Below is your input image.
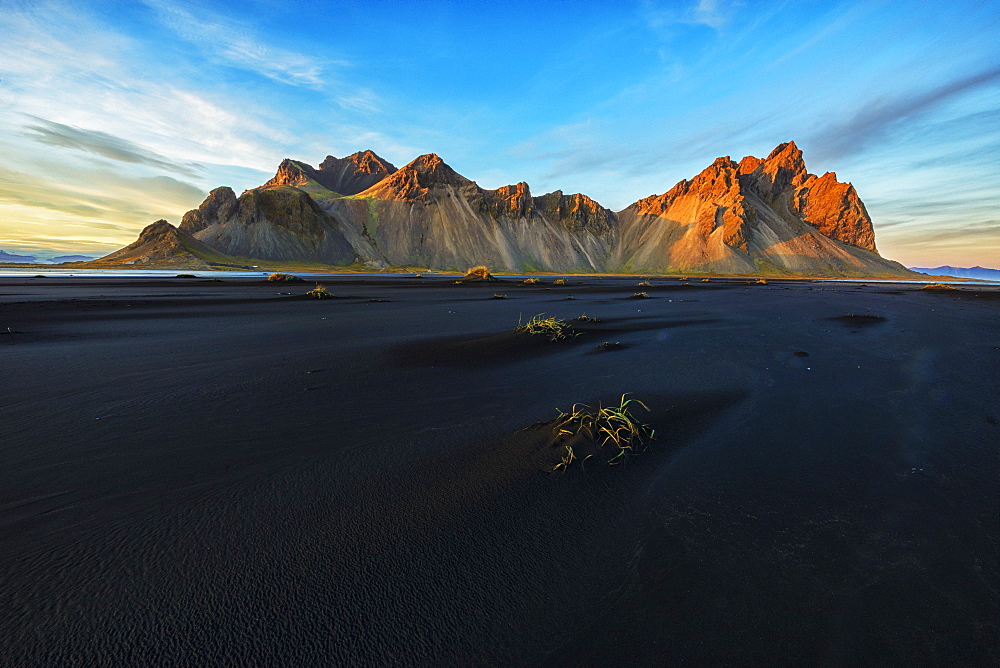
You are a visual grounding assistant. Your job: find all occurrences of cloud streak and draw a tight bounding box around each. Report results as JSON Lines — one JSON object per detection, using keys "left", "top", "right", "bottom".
{"left": 140, "top": 0, "right": 333, "bottom": 87}
{"left": 810, "top": 66, "right": 1000, "bottom": 161}
{"left": 22, "top": 117, "right": 205, "bottom": 179}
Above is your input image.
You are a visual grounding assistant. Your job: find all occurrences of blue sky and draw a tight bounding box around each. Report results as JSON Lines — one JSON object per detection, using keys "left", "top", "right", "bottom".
{"left": 0, "top": 0, "right": 997, "bottom": 266}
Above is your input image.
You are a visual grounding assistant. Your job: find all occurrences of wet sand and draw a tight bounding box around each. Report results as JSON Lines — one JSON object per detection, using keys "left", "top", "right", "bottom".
{"left": 1, "top": 276, "right": 997, "bottom": 665}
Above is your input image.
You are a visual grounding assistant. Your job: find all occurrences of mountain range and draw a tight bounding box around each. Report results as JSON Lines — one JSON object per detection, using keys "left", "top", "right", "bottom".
{"left": 92, "top": 142, "right": 915, "bottom": 276}
{"left": 909, "top": 266, "right": 1000, "bottom": 281}
{"left": 0, "top": 250, "right": 97, "bottom": 264}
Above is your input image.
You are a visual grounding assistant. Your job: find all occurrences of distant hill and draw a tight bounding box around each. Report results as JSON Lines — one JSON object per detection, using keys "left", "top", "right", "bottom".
{"left": 910, "top": 266, "right": 1000, "bottom": 280}
{"left": 0, "top": 250, "right": 39, "bottom": 263}
{"left": 50, "top": 254, "right": 97, "bottom": 263}
{"left": 91, "top": 142, "right": 917, "bottom": 276}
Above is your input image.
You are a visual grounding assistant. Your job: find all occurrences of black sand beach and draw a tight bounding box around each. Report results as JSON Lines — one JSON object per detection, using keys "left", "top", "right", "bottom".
{"left": 1, "top": 275, "right": 997, "bottom": 665}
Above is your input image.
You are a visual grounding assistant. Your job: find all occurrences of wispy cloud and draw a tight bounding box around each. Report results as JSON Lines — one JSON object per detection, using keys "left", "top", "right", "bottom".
{"left": 691, "top": 0, "right": 731, "bottom": 30}
{"left": 140, "top": 0, "right": 333, "bottom": 87}
{"left": 641, "top": 0, "right": 737, "bottom": 32}
{"left": 810, "top": 66, "right": 1000, "bottom": 161}
{"left": 0, "top": 3, "right": 295, "bottom": 172}
{"left": 22, "top": 117, "right": 205, "bottom": 179}
{"left": 0, "top": 166, "right": 204, "bottom": 227}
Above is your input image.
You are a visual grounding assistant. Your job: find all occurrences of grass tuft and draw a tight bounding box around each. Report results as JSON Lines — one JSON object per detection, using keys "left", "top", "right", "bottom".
{"left": 921, "top": 283, "right": 956, "bottom": 290}
{"left": 630, "top": 291, "right": 650, "bottom": 299}
{"left": 701, "top": 278, "right": 710, "bottom": 282}
{"left": 553, "top": 394, "right": 654, "bottom": 467}
{"left": 516, "top": 313, "right": 577, "bottom": 342}
{"left": 553, "top": 278, "right": 566, "bottom": 285}
{"left": 523, "top": 277, "right": 541, "bottom": 284}
{"left": 464, "top": 265, "right": 498, "bottom": 281}
{"left": 267, "top": 273, "right": 304, "bottom": 282}
{"left": 492, "top": 293, "right": 508, "bottom": 299}
{"left": 755, "top": 278, "right": 768, "bottom": 285}
{"left": 576, "top": 314, "right": 601, "bottom": 323}
{"left": 637, "top": 280, "right": 652, "bottom": 287}
{"left": 305, "top": 283, "right": 333, "bottom": 299}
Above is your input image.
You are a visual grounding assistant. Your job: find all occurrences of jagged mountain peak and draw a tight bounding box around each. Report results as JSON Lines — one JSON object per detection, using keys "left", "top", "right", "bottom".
{"left": 404, "top": 153, "right": 466, "bottom": 181}
{"left": 738, "top": 141, "right": 809, "bottom": 201}
{"left": 261, "top": 150, "right": 396, "bottom": 196}
{"left": 322, "top": 150, "right": 397, "bottom": 178}
{"left": 361, "top": 153, "right": 473, "bottom": 200}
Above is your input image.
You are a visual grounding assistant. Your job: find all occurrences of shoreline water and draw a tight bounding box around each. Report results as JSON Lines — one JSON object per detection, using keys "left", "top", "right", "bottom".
{"left": 0, "top": 266, "right": 995, "bottom": 285}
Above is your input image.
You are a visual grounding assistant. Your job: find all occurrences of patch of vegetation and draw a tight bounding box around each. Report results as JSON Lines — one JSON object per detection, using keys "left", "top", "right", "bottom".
{"left": 637, "top": 280, "right": 652, "bottom": 287}
{"left": 576, "top": 314, "right": 601, "bottom": 323}
{"left": 176, "top": 273, "right": 196, "bottom": 278}
{"left": 453, "top": 280, "right": 464, "bottom": 285}
{"left": 921, "top": 283, "right": 957, "bottom": 290}
{"left": 464, "top": 265, "right": 498, "bottom": 281}
{"left": 553, "top": 279, "right": 566, "bottom": 285}
{"left": 523, "top": 277, "right": 541, "bottom": 284}
{"left": 755, "top": 278, "right": 768, "bottom": 285}
{"left": 828, "top": 313, "right": 885, "bottom": 328}
{"left": 267, "top": 273, "right": 304, "bottom": 282}
{"left": 305, "top": 283, "right": 333, "bottom": 299}
{"left": 552, "top": 394, "right": 654, "bottom": 468}
{"left": 701, "top": 278, "right": 710, "bottom": 282}
{"left": 364, "top": 198, "right": 380, "bottom": 238}
{"left": 516, "top": 313, "right": 577, "bottom": 342}
{"left": 630, "top": 291, "right": 650, "bottom": 299}
{"left": 491, "top": 293, "right": 508, "bottom": 299}
{"left": 596, "top": 341, "right": 622, "bottom": 351}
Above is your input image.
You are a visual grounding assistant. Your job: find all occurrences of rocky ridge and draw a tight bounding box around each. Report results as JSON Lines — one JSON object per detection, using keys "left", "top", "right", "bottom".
{"left": 95, "top": 142, "right": 912, "bottom": 276}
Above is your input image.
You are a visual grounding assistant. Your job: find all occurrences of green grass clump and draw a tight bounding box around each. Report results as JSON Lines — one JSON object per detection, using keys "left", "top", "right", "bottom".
{"left": 516, "top": 313, "right": 577, "bottom": 342}
{"left": 523, "top": 277, "right": 541, "bottom": 284}
{"left": 267, "top": 273, "right": 304, "bottom": 282}
{"left": 305, "top": 283, "right": 333, "bottom": 299}
{"left": 553, "top": 394, "right": 654, "bottom": 468}
{"left": 637, "top": 280, "right": 652, "bottom": 287}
